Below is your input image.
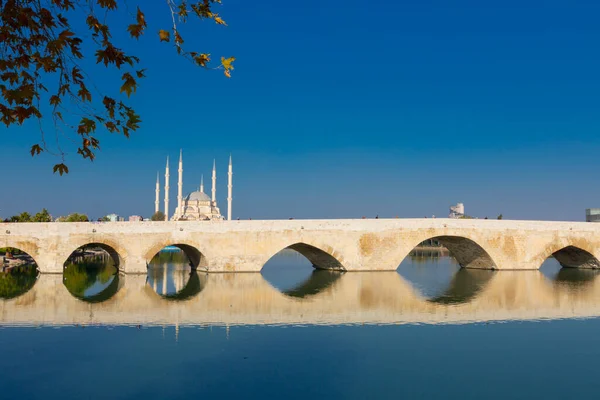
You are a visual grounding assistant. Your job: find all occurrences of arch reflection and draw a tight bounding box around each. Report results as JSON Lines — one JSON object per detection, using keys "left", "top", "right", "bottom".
{"left": 63, "top": 260, "right": 121, "bottom": 303}
{"left": 0, "top": 246, "right": 39, "bottom": 300}
{"left": 146, "top": 269, "right": 207, "bottom": 301}
{"left": 262, "top": 249, "right": 343, "bottom": 298}
{"left": 540, "top": 257, "right": 600, "bottom": 289}
{"left": 147, "top": 250, "right": 206, "bottom": 300}
{"left": 399, "top": 249, "right": 495, "bottom": 304}
{"left": 428, "top": 269, "right": 496, "bottom": 304}
{"left": 281, "top": 270, "right": 344, "bottom": 299}
{"left": 0, "top": 264, "right": 39, "bottom": 300}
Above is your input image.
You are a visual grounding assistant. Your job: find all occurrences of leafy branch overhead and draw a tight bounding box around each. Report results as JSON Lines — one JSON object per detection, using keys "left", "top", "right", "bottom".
{"left": 0, "top": 0, "right": 234, "bottom": 174}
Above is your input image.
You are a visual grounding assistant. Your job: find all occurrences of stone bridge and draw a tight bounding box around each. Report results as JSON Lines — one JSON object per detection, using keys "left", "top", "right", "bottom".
{"left": 1, "top": 218, "right": 600, "bottom": 273}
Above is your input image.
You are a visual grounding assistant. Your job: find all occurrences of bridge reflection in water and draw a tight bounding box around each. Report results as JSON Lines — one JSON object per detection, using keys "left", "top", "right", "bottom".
{"left": 398, "top": 253, "right": 497, "bottom": 305}
{"left": 261, "top": 248, "right": 344, "bottom": 299}
{"left": 63, "top": 258, "right": 121, "bottom": 303}
{"left": 2, "top": 251, "right": 600, "bottom": 327}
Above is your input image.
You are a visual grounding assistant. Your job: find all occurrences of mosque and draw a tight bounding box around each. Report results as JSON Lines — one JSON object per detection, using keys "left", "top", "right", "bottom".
{"left": 154, "top": 150, "right": 233, "bottom": 221}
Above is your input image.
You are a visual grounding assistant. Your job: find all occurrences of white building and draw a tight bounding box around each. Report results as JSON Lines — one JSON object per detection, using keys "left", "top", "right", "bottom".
{"left": 155, "top": 150, "right": 233, "bottom": 221}
{"left": 449, "top": 203, "right": 465, "bottom": 219}
{"left": 106, "top": 213, "right": 120, "bottom": 222}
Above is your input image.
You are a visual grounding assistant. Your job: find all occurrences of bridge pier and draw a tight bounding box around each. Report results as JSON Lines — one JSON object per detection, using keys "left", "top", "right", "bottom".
{"left": 123, "top": 256, "right": 148, "bottom": 274}
{"left": 35, "top": 253, "right": 64, "bottom": 274}
{"left": 209, "top": 256, "right": 263, "bottom": 272}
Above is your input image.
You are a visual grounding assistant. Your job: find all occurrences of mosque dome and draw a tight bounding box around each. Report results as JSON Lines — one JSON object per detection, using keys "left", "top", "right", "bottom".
{"left": 185, "top": 191, "right": 211, "bottom": 202}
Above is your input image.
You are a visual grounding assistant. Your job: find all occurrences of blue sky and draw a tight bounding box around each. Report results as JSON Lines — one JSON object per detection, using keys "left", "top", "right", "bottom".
{"left": 1, "top": 0, "right": 599, "bottom": 221}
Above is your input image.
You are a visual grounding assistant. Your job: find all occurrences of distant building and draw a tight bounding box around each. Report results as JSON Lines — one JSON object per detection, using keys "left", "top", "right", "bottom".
{"left": 449, "top": 203, "right": 465, "bottom": 219}
{"left": 129, "top": 215, "right": 143, "bottom": 222}
{"left": 586, "top": 209, "right": 600, "bottom": 222}
{"left": 106, "top": 213, "right": 119, "bottom": 222}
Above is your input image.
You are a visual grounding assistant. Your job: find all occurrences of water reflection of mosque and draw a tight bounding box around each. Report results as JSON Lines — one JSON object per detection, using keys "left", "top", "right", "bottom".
{"left": 146, "top": 250, "right": 207, "bottom": 300}
{"left": 148, "top": 264, "right": 190, "bottom": 296}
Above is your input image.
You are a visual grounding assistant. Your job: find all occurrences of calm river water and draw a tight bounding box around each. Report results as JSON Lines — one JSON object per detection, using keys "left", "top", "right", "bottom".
{"left": 1, "top": 250, "right": 600, "bottom": 399}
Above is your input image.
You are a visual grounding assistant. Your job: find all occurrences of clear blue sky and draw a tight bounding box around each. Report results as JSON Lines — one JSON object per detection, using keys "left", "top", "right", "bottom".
{"left": 1, "top": 0, "right": 599, "bottom": 221}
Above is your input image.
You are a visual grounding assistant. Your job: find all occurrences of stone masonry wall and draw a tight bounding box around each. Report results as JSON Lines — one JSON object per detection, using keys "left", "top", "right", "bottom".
{"left": 1, "top": 218, "right": 600, "bottom": 273}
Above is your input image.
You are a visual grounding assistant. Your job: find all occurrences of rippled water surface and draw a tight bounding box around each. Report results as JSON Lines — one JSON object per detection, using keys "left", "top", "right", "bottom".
{"left": 2, "top": 249, "right": 600, "bottom": 399}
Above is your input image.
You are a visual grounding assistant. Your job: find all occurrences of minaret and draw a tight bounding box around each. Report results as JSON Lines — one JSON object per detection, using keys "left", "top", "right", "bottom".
{"left": 162, "top": 261, "right": 167, "bottom": 295}
{"left": 164, "top": 156, "right": 170, "bottom": 221}
{"left": 154, "top": 172, "right": 160, "bottom": 214}
{"left": 200, "top": 175, "right": 204, "bottom": 193}
{"left": 211, "top": 159, "right": 217, "bottom": 204}
{"left": 177, "top": 149, "right": 183, "bottom": 218}
{"left": 227, "top": 155, "right": 233, "bottom": 221}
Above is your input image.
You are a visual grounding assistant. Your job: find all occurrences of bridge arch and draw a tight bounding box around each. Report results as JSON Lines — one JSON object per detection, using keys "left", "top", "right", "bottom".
{"left": 0, "top": 240, "right": 39, "bottom": 264}
{"left": 395, "top": 235, "right": 499, "bottom": 270}
{"left": 62, "top": 240, "right": 125, "bottom": 270}
{"left": 144, "top": 242, "right": 208, "bottom": 269}
{"left": 0, "top": 243, "right": 39, "bottom": 267}
{"left": 534, "top": 243, "right": 600, "bottom": 270}
{"left": 261, "top": 242, "right": 347, "bottom": 271}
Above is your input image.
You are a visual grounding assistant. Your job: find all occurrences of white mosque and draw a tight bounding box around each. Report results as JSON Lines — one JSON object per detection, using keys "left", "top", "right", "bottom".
{"left": 154, "top": 150, "right": 233, "bottom": 221}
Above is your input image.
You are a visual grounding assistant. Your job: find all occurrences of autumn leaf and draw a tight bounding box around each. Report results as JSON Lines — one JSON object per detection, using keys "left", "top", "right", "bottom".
{"left": 120, "top": 72, "right": 137, "bottom": 97}
{"left": 214, "top": 15, "right": 227, "bottom": 26}
{"left": 221, "top": 56, "right": 235, "bottom": 77}
{"left": 77, "top": 117, "right": 97, "bottom": 134}
{"left": 97, "top": 0, "right": 117, "bottom": 10}
{"left": 128, "top": 8, "right": 147, "bottom": 39}
{"left": 175, "top": 31, "right": 184, "bottom": 46}
{"left": 193, "top": 53, "right": 211, "bottom": 67}
{"left": 159, "top": 30, "right": 170, "bottom": 42}
{"left": 221, "top": 56, "right": 235, "bottom": 70}
{"left": 53, "top": 163, "right": 69, "bottom": 175}
{"left": 136, "top": 7, "right": 146, "bottom": 27}
{"left": 49, "top": 95, "right": 61, "bottom": 106}
{"left": 78, "top": 87, "right": 92, "bottom": 102}
{"left": 30, "top": 144, "right": 43, "bottom": 156}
